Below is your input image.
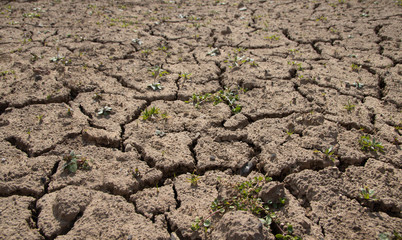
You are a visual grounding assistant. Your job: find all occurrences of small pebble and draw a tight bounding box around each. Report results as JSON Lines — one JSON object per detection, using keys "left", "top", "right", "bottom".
{"left": 210, "top": 155, "right": 216, "bottom": 161}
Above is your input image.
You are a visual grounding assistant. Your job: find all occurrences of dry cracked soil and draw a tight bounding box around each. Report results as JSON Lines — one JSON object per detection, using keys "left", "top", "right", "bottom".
{"left": 0, "top": 0, "right": 401, "bottom": 239}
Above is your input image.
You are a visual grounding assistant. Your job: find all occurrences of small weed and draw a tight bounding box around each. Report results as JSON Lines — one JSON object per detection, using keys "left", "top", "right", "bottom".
{"left": 155, "top": 129, "right": 166, "bottom": 137}
{"left": 206, "top": 48, "right": 220, "bottom": 56}
{"left": 379, "top": 231, "right": 402, "bottom": 240}
{"left": 287, "top": 61, "right": 304, "bottom": 71}
{"left": 96, "top": 106, "right": 112, "bottom": 116}
{"left": 344, "top": 100, "right": 356, "bottom": 112}
{"left": 275, "top": 224, "right": 302, "bottom": 240}
{"left": 179, "top": 73, "right": 192, "bottom": 80}
{"left": 351, "top": 63, "right": 361, "bottom": 72}
{"left": 185, "top": 87, "right": 245, "bottom": 114}
{"left": 264, "top": 35, "right": 280, "bottom": 41}
{"left": 323, "top": 146, "right": 336, "bottom": 162}
{"left": 141, "top": 106, "right": 160, "bottom": 120}
{"left": 93, "top": 92, "right": 103, "bottom": 101}
{"left": 359, "top": 135, "right": 384, "bottom": 152}
{"left": 352, "top": 81, "right": 364, "bottom": 89}
{"left": 286, "top": 130, "right": 294, "bottom": 137}
{"left": 148, "top": 82, "right": 163, "bottom": 91}
{"left": 149, "top": 65, "right": 169, "bottom": 79}
{"left": 132, "top": 167, "right": 141, "bottom": 178}
{"left": 23, "top": 12, "right": 40, "bottom": 18}
{"left": 62, "top": 150, "right": 91, "bottom": 173}
{"left": 187, "top": 171, "right": 200, "bottom": 187}
{"left": 37, "top": 114, "right": 44, "bottom": 124}
{"left": 191, "top": 175, "right": 300, "bottom": 238}
{"left": 66, "top": 108, "right": 72, "bottom": 116}
{"left": 141, "top": 49, "right": 152, "bottom": 56}
{"left": 315, "top": 16, "right": 327, "bottom": 21}
{"left": 359, "top": 186, "right": 377, "bottom": 200}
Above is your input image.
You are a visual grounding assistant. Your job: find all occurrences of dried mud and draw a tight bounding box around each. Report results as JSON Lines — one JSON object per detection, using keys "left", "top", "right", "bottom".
{"left": 0, "top": 0, "right": 401, "bottom": 239}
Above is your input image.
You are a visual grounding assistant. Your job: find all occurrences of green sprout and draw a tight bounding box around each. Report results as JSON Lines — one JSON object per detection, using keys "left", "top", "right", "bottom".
{"left": 359, "top": 186, "right": 377, "bottom": 200}
{"left": 149, "top": 65, "right": 169, "bottom": 79}
{"left": 344, "top": 100, "right": 356, "bottom": 112}
{"left": 324, "top": 146, "right": 336, "bottom": 162}
{"left": 37, "top": 114, "right": 44, "bottom": 124}
{"left": 191, "top": 175, "right": 300, "bottom": 238}
{"left": 141, "top": 106, "right": 160, "bottom": 120}
{"left": 141, "top": 49, "right": 152, "bottom": 56}
{"left": 359, "top": 135, "right": 384, "bottom": 152}
{"left": 148, "top": 82, "right": 163, "bottom": 91}
{"left": 264, "top": 35, "right": 280, "bottom": 40}
{"left": 351, "top": 63, "right": 361, "bottom": 72}
{"left": 179, "top": 72, "right": 192, "bottom": 80}
{"left": 97, "top": 106, "right": 112, "bottom": 116}
{"left": 187, "top": 171, "right": 200, "bottom": 187}
{"left": 62, "top": 150, "right": 91, "bottom": 173}
{"left": 206, "top": 48, "right": 220, "bottom": 56}
{"left": 132, "top": 167, "right": 141, "bottom": 178}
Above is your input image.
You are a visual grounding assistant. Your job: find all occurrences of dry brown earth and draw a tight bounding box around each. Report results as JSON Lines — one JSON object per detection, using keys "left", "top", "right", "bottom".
{"left": 0, "top": 0, "right": 401, "bottom": 239}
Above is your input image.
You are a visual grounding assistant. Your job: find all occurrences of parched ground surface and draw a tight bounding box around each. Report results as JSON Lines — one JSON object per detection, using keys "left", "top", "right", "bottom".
{"left": 0, "top": 0, "right": 401, "bottom": 239}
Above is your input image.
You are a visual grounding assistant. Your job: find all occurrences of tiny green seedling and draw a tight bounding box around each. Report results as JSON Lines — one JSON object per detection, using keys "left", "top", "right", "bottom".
{"left": 148, "top": 82, "right": 163, "bottom": 91}
{"left": 93, "top": 92, "right": 103, "bottom": 101}
{"left": 351, "top": 63, "right": 361, "bottom": 72}
{"left": 275, "top": 224, "right": 302, "bottom": 240}
{"left": 378, "top": 231, "right": 402, "bottom": 240}
{"left": 155, "top": 129, "right": 165, "bottom": 137}
{"left": 359, "top": 186, "right": 377, "bottom": 200}
{"left": 67, "top": 108, "right": 72, "bottom": 116}
{"left": 286, "top": 130, "right": 294, "bottom": 137}
{"left": 344, "top": 100, "right": 356, "bottom": 112}
{"left": 37, "top": 114, "right": 44, "bottom": 124}
{"left": 206, "top": 48, "right": 220, "bottom": 56}
{"left": 62, "top": 150, "right": 91, "bottom": 173}
{"left": 359, "top": 135, "right": 384, "bottom": 152}
{"left": 324, "top": 146, "right": 336, "bottom": 162}
{"left": 141, "top": 106, "right": 160, "bottom": 120}
{"left": 97, "top": 106, "right": 112, "bottom": 116}
{"left": 132, "top": 167, "right": 141, "bottom": 178}
{"left": 149, "top": 65, "right": 169, "bottom": 79}
{"left": 188, "top": 171, "right": 200, "bottom": 187}
{"left": 179, "top": 73, "right": 192, "bottom": 80}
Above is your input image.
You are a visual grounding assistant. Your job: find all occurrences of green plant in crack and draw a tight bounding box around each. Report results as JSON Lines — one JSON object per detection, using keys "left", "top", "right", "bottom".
{"left": 62, "top": 150, "right": 91, "bottom": 173}
{"left": 359, "top": 135, "right": 384, "bottom": 152}
{"left": 191, "top": 175, "right": 301, "bottom": 238}
{"left": 323, "top": 146, "right": 336, "bottom": 162}
{"left": 344, "top": 100, "right": 356, "bottom": 112}
{"left": 187, "top": 171, "right": 200, "bottom": 187}
{"left": 359, "top": 186, "right": 378, "bottom": 201}
{"left": 141, "top": 106, "right": 160, "bottom": 121}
